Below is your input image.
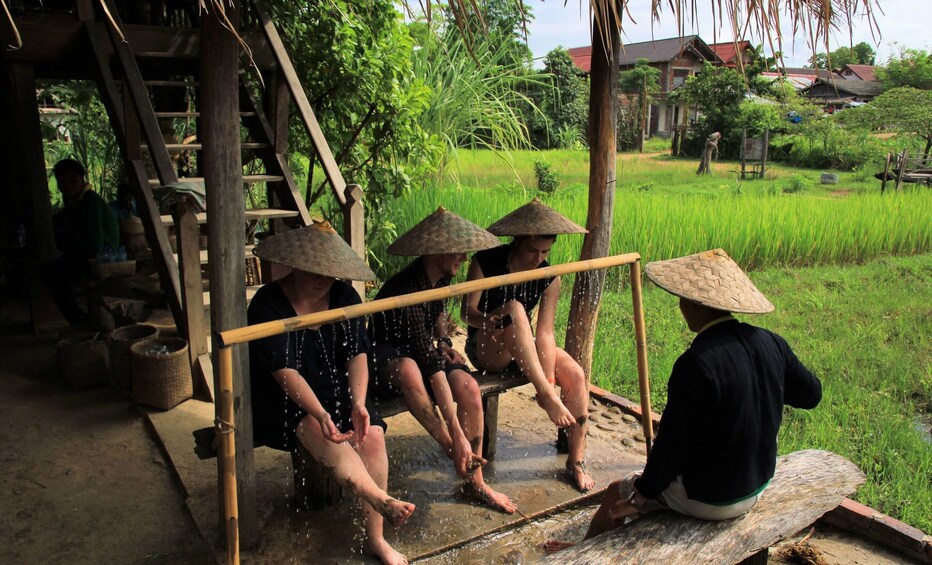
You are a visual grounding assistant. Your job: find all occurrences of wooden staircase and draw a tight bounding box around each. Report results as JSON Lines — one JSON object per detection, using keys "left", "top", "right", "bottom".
{"left": 79, "top": 0, "right": 365, "bottom": 398}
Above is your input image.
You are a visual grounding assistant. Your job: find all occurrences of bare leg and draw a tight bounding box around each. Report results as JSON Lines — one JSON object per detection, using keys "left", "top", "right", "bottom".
{"left": 388, "top": 358, "right": 453, "bottom": 454}
{"left": 356, "top": 427, "right": 408, "bottom": 565}
{"left": 448, "top": 369, "right": 517, "bottom": 514}
{"left": 543, "top": 479, "right": 636, "bottom": 554}
{"left": 475, "top": 302, "right": 575, "bottom": 428}
{"left": 555, "top": 349, "right": 595, "bottom": 492}
{"left": 296, "top": 415, "right": 415, "bottom": 527}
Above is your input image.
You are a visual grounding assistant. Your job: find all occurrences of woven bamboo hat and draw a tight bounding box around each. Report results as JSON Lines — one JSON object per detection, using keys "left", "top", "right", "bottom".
{"left": 487, "top": 197, "right": 587, "bottom": 236}
{"left": 253, "top": 221, "right": 375, "bottom": 281}
{"left": 644, "top": 249, "right": 774, "bottom": 314}
{"left": 387, "top": 206, "right": 501, "bottom": 256}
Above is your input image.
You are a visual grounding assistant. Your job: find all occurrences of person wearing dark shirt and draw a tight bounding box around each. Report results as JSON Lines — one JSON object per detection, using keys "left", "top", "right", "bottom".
{"left": 369, "top": 207, "right": 517, "bottom": 514}
{"left": 546, "top": 249, "right": 821, "bottom": 552}
{"left": 44, "top": 159, "right": 120, "bottom": 324}
{"left": 461, "top": 198, "right": 594, "bottom": 492}
{"left": 249, "top": 222, "right": 414, "bottom": 565}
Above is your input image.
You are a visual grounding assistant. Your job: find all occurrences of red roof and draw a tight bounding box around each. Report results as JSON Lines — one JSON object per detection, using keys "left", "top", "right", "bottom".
{"left": 568, "top": 46, "right": 592, "bottom": 73}
{"left": 841, "top": 65, "right": 877, "bottom": 81}
{"left": 709, "top": 41, "right": 752, "bottom": 66}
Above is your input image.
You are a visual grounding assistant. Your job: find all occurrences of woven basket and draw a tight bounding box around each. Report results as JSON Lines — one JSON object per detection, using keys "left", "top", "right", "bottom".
{"left": 58, "top": 334, "right": 111, "bottom": 391}
{"left": 110, "top": 324, "right": 159, "bottom": 394}
{"left": 131, "top": 337, "right": 192, "bottom": 410}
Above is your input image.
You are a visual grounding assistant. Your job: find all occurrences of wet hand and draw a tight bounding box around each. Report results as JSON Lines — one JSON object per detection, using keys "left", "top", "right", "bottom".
{"left": 351, "top": 404, "right": 370, "bottom": 445}
{"left": 317, "top": 412, "right": 353, "bottom": 444}
{"left": 452, "top": 434, "right": 473, "bottom": 478}
{"left": 441, "top": 345, "right": 467, "bottom": 366}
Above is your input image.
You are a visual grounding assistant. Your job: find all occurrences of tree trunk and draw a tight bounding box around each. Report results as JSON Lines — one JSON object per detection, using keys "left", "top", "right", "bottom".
{"left": 564, "top": 3, "right": 620, "bottom": 378}
{"left": 201, "top": 6, "right": 257, "bottom": 548}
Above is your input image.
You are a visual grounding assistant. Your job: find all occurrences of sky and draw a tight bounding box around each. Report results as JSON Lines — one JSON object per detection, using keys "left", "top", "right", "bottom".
{"left": 523, "top": 0, "right": 930, "bottom": 68}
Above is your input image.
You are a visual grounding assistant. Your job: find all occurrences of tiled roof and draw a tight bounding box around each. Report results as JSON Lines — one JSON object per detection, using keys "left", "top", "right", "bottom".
{"left": 568, "top": 35, "right": 721, "bottom": 73}
{"left": 841, "top": 64, "right": 877, "bottom": 81}
{"left": 709, "top": 41, "right": 752, "bottom": 65}
{"left": 801, "top": 78, "right": 885, "bottom": 97}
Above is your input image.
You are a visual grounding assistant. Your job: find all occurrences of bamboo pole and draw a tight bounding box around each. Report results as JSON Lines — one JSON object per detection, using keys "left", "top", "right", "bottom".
{"left": 219, "top": 252, "right": 641, "bottom": 346}
{"left": 218, "top": 347, "right": 240, "bottom": 565}
{"left": 629, "top": 260, "right": 654, "bottom": 454}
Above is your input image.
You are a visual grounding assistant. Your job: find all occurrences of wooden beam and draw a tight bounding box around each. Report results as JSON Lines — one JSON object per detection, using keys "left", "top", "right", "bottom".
{"left": 174, "top": 200, "right": 209, "bottom": 396}
{"left": 201, "top": 4, "right": 257, "bottom": 549}
{"left": 253, "top": 0, "right": 347, "bottom": 205}
{"left": 343, "top": 184, "right": 366, "bottom": 300}
{"left": 564, "top": 6, "right": 621, "bottom": 377}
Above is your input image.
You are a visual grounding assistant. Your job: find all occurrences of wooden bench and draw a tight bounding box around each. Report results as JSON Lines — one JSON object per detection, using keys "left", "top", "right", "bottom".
{"left": 193, "top": 369, "right": 528, "bottom": 507}
{"left": 542, "top": 449, "right": 866, "bottom": 565}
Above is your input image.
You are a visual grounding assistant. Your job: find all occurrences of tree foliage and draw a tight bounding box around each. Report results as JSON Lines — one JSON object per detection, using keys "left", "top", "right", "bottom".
{"left": 618, "top": 58, "right": 661, "bottom": 152}
{"left": 527, "top": 47, "right": 589, "bottom": 149}
{"left": 669, "top": 62, "right": 747, "bottom": 157}
{"left": 876, "top": 47, "right": 932, "bottom": 90}
{"left": 808, "top": 41, "right": 876, "bottom": 69}
{"left": 836, "top": 87, "right": 932, "bottom": 156}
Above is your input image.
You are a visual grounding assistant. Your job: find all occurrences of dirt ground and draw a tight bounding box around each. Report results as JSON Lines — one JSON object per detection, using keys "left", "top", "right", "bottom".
{"left": 0, "top": 314, "right": 210, "bottom": 564}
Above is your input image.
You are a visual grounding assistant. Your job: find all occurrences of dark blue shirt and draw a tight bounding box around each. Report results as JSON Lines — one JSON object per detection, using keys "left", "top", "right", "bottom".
{"left": 635, "top": 319, "right": 822, "bottom": 504}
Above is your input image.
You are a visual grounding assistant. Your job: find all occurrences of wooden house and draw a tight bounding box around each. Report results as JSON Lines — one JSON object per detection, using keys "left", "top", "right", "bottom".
{"left": 800, "top": 78, "right": 885, "bottom": 112}
{"left": 709, "top": 40, "right": 755, "bottom": 68}
{"left": 570, "top": 35, "right": 722, "bottom": 137}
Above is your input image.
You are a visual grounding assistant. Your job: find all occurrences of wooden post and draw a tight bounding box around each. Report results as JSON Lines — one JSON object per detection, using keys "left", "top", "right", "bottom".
{"left": 201, "top": 4, "right": 257, "bottom": 548}
{"left": 629, "top": 260, "right": 653, "bottom": 452}
{"left": 481, "top": 395, "right": 500, "bottom": 460}
{"left": 343, "top": 183, "right": 366, "bottom": 300}
{"left": 217, "top": 347, "right": 240, "bottom": 565}
{"left": 760, "top": 128, "right": 769, "bottom": 179}
{"left": 894, "top": 149, "right": 908, "bottom": 191}
{"left": 173, "top": 199, "right": 212, "bottom": 400}
{"left": 880, "top": 152, "right": 892, "bottom": 193}
{"left": 565, "top": 4, "right": 621, "bottom": 377}
{"left": 740, "top": 128, "right": 748, "bottom": 180}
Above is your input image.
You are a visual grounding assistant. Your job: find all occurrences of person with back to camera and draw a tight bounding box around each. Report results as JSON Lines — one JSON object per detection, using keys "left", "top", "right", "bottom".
{"left": 546, "top": 248, "right": 822, "bottom": 553}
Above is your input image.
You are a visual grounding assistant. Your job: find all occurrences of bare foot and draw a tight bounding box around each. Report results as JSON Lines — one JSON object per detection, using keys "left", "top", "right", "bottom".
{"left": 543, "top": 540, "right": 575, "bottom": 554}
{"left": 463, "top": 479, "right": 518, "bottom": 514}
{"left": 566, "top": 460, "right": 596, "bottom": 492}
{"left": 375, "top": 497, "right": 416, "bottom": 528}
{"left": 538, "top": 393, "right": 576, "bottom": 428}
{"left": 364, "top": 537, "right": 408, "bottom": 565}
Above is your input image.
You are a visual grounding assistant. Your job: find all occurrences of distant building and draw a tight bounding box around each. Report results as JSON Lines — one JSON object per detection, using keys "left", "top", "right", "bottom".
{"left": 569, "top": 35, "right": 722, "bottom": 137}
{"left": 838, "top": 64, "right": 878, "bottom": 81}
{"left": 709, "top": 41, "right": 755, "bottom": 68}
{"left": 799, "top": 78, "right": 885, "bottom": 112}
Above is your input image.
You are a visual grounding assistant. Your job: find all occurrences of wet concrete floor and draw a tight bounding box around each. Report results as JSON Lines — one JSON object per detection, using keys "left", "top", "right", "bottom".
{"left": 148, "top": 384, "right": 648, "bottom": 563}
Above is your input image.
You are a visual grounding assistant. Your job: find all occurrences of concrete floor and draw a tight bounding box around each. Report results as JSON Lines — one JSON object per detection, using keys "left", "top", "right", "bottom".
{"left": 147, "top": 384, "right": 649, "bottom": 563}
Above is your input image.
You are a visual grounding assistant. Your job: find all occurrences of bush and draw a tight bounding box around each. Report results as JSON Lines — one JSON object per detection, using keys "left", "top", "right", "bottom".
{"left": 534, "top": 160, "right": 559, "bottom": 193}
{"left": 783, "top": 173, "right": 813, "bottom": 193}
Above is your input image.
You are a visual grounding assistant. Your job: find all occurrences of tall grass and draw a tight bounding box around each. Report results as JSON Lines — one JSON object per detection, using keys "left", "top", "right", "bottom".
{"left": 373, "top": 183, "right": 931, "bottom": 281}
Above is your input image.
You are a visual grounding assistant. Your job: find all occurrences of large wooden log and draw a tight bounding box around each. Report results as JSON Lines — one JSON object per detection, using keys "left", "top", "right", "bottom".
{"left": 543, "top": 450, "right": 866, "bottom": 564}
{"left": 201, "top": 5, "right": 257, "bottom": 549}
{"left": 564, "top": 2, "right": 621, "bottom": 377}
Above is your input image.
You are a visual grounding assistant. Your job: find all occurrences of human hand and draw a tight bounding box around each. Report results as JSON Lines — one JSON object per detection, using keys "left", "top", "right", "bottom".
{"left": 317, "top": 412, "right": 353, "bottom": 444}
{"left": 351, "top": 403, "right": 370, "bottom": 445}
{"left": 441, "top": 345, "right": 467, "bottom": 366}
{"left": 609, "top": 490, "right": 648, "bottom": 523}
{"left": 452, "top": 433, "right": 474, "bottom": 478}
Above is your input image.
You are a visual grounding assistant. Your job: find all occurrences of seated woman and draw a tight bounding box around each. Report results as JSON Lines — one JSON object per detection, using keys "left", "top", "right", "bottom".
{"left": 461, "top": 198, "right": 595, "bottom": 492}
{"left": 249, "top": 222, "right": 414, "bottom": 565}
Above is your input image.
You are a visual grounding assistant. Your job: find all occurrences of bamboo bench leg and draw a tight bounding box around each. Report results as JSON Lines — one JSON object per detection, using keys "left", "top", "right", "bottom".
{"left": 482, "top": 394, "right": 500, "bottom": 460}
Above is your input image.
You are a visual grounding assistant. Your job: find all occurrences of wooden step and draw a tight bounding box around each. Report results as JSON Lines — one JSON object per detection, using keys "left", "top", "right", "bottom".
{"left": 173, "top": 245, "right": 256, "bottom": 265}
{"left": 143, "top": 80, "right": 199, "bottom": 87}
{"left": 153, "top": 111, "right": 257, "bottom": 118}
{"left": 148, "top": 174, "right": 286, "bottom": 187}
{"left": 142, "top": 142, "right": 269, "bottom": 152}
{"left": 203, "top": 285, "right": 262, "bottom": 307}
{"left": 160, "top": 208, "right": 299, "bottom": 226}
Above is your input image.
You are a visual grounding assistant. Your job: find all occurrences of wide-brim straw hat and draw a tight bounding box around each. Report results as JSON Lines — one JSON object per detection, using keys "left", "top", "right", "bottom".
{"left": 644, "top": 249, "right": 774, "bottom": 314}
{"left": 487, "top": 197, "right": 587, "bottom": 236}
{"left": 387, "top": 206, "right": 501, "bottom": 256}
{"left": 253, "top": 221, "right": 375, "bottom": 281}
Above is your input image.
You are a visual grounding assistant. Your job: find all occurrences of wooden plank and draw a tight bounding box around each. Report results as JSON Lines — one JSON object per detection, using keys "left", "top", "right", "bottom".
{"left": 343, "top": 184, "right": 366, "bottom": 300}
{"left": 895, "top": 149, "right": 908, "bottom": 191}
{"left": 253, "top": 0, "right": 347, "bottom": 205}
{"left": 203, "top": 286, "right": 261, "bottom": 307}
{"left": 197, "top": 353, "right": 215, "bottom": 404}
{"left": 161, "top": 209, "right": 297, "bottom": 225}
{"left": 201, "top": 3, "right": 257, "bottom": 548}
{"left": 543, "top": 450, "right": 866, "bottom": 564}
{"left": 149, "top": 174, "right": 285, "bottom": 187}
{"left": 142, "top": 142, "right": 269, "bottom": 152}
{"left": 174, "top": 201, "right": 208, "bottom": 384}
{"left": 173, "top": 245, "right": 256, "bottom": 265}
{"left": 482, "top": 394, "right": 500, "bottom": 460}
{"left": 819, "top": 498, "right": 932, "bottom": 563}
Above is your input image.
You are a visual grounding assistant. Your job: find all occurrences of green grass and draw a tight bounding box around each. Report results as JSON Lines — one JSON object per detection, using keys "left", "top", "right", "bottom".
{"left": 549, "top": 254, "right": 932, "bottom": 533}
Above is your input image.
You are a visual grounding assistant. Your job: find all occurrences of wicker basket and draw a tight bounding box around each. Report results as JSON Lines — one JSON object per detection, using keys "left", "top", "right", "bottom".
{"left": 131, "top": 337, "right": 192, "bottom": 410}
{"left": 110, "top": 324, "right": 159, "bottom": 394}
{"left": 58, "top": 334, "right": 111, "bottom": 391}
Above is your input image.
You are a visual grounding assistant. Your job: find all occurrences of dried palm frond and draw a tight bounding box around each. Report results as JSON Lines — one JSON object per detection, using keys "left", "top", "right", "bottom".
{"left": 2, "top": 0, "right": 23, "bottom": 50}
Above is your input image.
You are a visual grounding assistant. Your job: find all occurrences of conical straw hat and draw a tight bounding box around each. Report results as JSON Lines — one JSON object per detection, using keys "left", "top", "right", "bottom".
{"left": 487, "top": 197, "right": 587, "bottom": 236}
{"left": 644, "top": 249, "right": 774, "bottom": 314}
{"left": 387, "top": 206, "right": 502, "bottom": 256}
{"left": 253, "top": 221, "right": 375, "bottom": 281}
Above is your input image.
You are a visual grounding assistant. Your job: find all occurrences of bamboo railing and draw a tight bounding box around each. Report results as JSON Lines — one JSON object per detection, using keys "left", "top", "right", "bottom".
{"left": 215, "top": 252, "right": 653, "bottom": 565}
